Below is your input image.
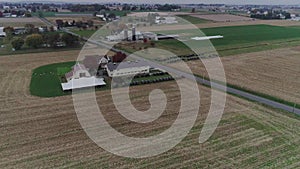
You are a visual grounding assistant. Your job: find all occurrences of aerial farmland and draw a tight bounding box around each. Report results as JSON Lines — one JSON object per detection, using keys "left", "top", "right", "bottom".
{"left": 0, "top": 1, "right": 300, "bottom": 169}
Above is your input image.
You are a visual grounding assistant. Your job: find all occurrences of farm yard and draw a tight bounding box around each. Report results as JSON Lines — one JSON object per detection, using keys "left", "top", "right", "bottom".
{"left": 0, "top": 50, "right": 300, "bottom": 168}
{"left": 0, "top": 17, "right": 47, "bottom": 27}
{"left": 29, "top": 60, "right": 174, "bottom": 97}
{"left": 170, "top": 47, "right": 300, "bottom": 105}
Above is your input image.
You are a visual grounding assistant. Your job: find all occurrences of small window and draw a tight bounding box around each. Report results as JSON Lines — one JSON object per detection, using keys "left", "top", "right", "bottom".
{"left": 80, "top": 73, "right": 86, "bottom": 77}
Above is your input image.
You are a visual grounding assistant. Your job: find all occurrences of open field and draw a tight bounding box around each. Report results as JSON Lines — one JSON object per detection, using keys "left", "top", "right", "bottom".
{"left": 202, "top": 24, "right": 300, "bottom": 55}
{"left": 0, "top": 17, "right": 47, "bottom": 27}
{"left": 177, "top": 15, "right": 212, "bottom": 24}
{"left": 190, "top": 14, "right": 254, "bottom": 22}
{"left": 171, "top": 47, "right": 300, "bottom": 105}
{"left": 139, "top": 19, "right": 300, "bottom": 32}
{"left": 149, "top": 24, "right": 300, "bottom": 56}
{"left": 0, "top": 50, "right": 300, "bottom": 168}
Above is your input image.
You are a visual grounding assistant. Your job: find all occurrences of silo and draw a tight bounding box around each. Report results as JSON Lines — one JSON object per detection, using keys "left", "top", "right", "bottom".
{"left": 132, "top": 27, "right": 136, "bottom": 41}
{"left": 124, "top": 29, "right": 128, "bottom": 41}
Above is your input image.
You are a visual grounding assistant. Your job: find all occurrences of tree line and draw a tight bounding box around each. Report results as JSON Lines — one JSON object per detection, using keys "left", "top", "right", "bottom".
{"left": 3, "top": 24, "right": 79, "bottom": 50}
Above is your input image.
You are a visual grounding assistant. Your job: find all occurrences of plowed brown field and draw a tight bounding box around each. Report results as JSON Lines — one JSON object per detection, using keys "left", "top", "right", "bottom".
{"left": 0, "top": 50, "right": 299, "bottom": 168}
{"left": 171, "top": 47, "right": 300, "bottom": 104}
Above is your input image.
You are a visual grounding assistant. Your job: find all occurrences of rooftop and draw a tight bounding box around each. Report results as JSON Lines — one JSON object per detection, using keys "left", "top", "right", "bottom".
{"left": 107, "top": 60, "right": 150, "bottom": 71}
{"left": 61, "top": 77, "right": 106, "bottom": 91}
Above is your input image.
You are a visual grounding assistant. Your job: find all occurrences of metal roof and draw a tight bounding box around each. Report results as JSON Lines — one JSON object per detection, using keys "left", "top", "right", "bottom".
{"left": 106, "top": 61, "right": 150, "bottom": 72}
{"left": 61, "top": 77, "right": 106, "bottom": 91}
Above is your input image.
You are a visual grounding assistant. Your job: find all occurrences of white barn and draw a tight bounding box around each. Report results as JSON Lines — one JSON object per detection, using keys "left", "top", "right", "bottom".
{"left": 106, "top": 61, "right": 150, "bottom": 77}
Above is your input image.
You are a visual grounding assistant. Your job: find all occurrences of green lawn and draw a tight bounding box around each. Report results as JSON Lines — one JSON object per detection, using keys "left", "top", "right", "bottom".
{"left": 30, "top": 62, "right": 76, "bottom": 97}
{"left": 177, "top": 15, "right": 211, "bottom": 24}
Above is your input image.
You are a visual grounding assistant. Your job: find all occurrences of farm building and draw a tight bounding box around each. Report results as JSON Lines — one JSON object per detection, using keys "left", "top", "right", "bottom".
{"left": 65, "top": 63, "right": 91, "bottom": 82}
{"left": 106, "top": 28, "right": 144, "bottom": 41}
{"left": 142, "top": 32, "right": 158, "bottom": 41}
{"left": 82, "top": 55, "right": 110, "bottom": 71}
{"left": 61, "top": 63, "right": 106, "bottom": 91}
{"left": 155, "top": 16, "right": 178, "bottom": 24}
{"left": 112, "top": 52, "right": 127, "bottom": 63}
{"left": 61, "top": 76, "right": 106, "bottom": 91}
{"left": 14, "top": 27, "right": 26, "bottom": 35}
{"left": 106, "top": 61, "right": 151, "bottom": 77}
{"left": 157, "top": 34, "right": 179, "bottom": 40}
{"left": 106, "top": 28, "right": 158, "bottom": 42}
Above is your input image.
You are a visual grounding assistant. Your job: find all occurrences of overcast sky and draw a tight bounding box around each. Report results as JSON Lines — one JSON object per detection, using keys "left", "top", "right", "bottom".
{"left": 2, "top": 0, "right": 300, "bottom": 5}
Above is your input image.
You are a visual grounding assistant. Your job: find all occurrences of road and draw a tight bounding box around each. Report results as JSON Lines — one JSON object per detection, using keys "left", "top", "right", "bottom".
{"left": 40, "top": 17, "right": 300, "bottom": 116}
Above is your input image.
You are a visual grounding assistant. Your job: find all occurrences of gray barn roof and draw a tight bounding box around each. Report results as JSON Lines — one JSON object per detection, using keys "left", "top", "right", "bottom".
{"left": 107, "top": 61, "right": 150, "bottom": 71}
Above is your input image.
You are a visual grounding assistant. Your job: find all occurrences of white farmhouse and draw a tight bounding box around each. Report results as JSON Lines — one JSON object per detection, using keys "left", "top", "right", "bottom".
{"left": 65, "top": 63, "right": 91, "bottom": 81}
{"left": 61, "top": 63, "right": 106, "bottom": 91}
{"left": 106, "top": 61, "right": 150, "bottom": 77}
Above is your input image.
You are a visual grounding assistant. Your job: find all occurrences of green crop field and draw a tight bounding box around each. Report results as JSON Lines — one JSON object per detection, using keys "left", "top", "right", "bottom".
{"left": 155, "top": 24, "right": 300, "bottom": 56}
{"left": 203, "top": 24, "right": 300, "bottom": 55}
{"left": 202, "top": 24, "right": 300, "bottom": 47}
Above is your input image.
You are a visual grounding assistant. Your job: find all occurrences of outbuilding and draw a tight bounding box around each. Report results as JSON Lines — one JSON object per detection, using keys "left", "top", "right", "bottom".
{"left": 106, "top": 61, "right": 150, "bottom": 77}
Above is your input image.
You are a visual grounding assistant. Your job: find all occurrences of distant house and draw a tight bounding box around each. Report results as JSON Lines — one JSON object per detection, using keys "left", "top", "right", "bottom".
{"left": 0, "top": 27, "right": 6, "bottom": 37}
{"left": 155, "top": 16, "right": 178, "bottom": 24}
{"left": 3, "top": 6, "right": 10, "bottom": 10}
{"left": 106, "top": 61, "right": 150, "bottom": 77}
{"left": 3, "top": 13, "right": 11, "bottom": 17}
{"left": 14, "top": 28, "right": 26, "bottom": 35}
